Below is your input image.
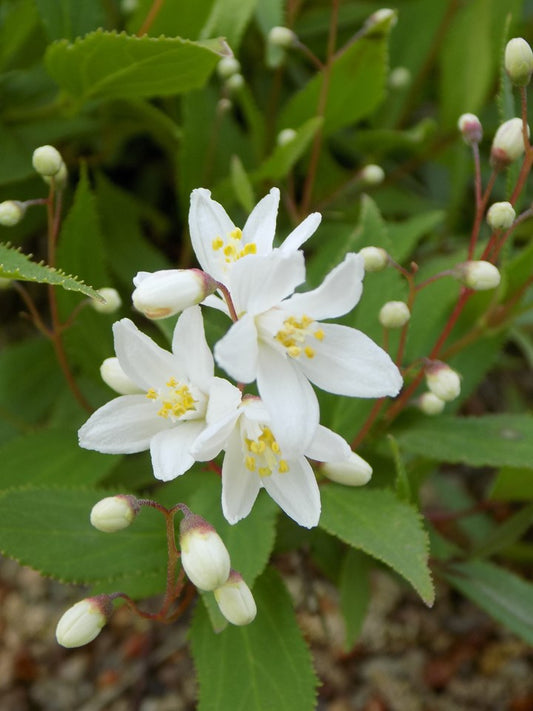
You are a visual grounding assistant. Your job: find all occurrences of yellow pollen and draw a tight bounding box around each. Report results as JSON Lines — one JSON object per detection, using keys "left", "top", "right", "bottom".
{"left": 314, "top": 329, "right": 324, "bottom": 340}
{"left": 275, "top": 314, "right": 324, "bottom": 359}
{"left": 230, "top": 228, "right": 242, "bottom": 240}
{"left": 146, "top": 388, "right": 157, "bottom": 400}
{"left": 304, "top": 346, "right": 315, "bottom": 358}
{"left": 212, "top": 237, "right": 224, "bottom": 250}
{"left": 223, "top": 244, "right": 236, "bottom": 257}
{"left": 278, "top": 460, "right": 289, "bottom": 473}
{"left": 258, "top": 467, "right": 271, "bottom": 477}
{"left": 243, "top": 243, "right": 257, "bottom": 255}
{"left": 287, "top": 346, "right": 301, "bottom": 358}
{"left": 210, "top": 226, "right": 257, "bottom": 265}
{"left": 146, "top": 378, "right": 196, "bottom": 420}
{"left": 245, "top": 456, "right": 256, "bottom": 471}
{"left": 271, "top": 441, "right": 280, "bottom": 453}
{"left": 244, "top": 426, "right": 289, "bottom": 478}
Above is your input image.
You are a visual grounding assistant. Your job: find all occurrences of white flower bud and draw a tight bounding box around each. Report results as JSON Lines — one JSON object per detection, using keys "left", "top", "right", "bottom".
{"left": 0, "top": 200, "right": 25, "bottom": 227}
{"left": 32, "top": 145, "right": 63, "bottom": 177}
{"left": 389, "top": 66, "right": 411, "bottom": 89}
{"left": 43, "top": 160, "right": 68, "bottom": 189}
{"left": 225, "top": 73, "right": 244, "bottom": 93}
{"left": 359, "top": 246, "right": 388, "bottom": 272}
{"left": 277, "top": 128, "right": 297, "bottom": 146}
{"left": 486, "top": 201, "right": 516, "bottom": 231}
{"left": 90, "top": 495, "right": 139, "bottom": 533}
{"left": 214, "top": 570, "right": 257, "bottom": 626}
{"left": 217, "top": 56, "right": 241, "bottom": 80}
{"left": 132, "top": 269, "right": 217, "bottom": 320}
{"left": 457, "top": 113, "right": 483, "bottom": 145}
{"left": 505, "top": 38, "right": 533, "bottom": 87}
{"left": 100, "top": 357, "right": 142, "bottom": 395}
{"left": 180, "top": 514, "right": 231, "bottom": 591}
{"left": 360, "top": 164, "right": 385, "bottom": 185}
{"left": 322, "top": 452, "right": 372, "bottom": 486}
{"left": 121, "top": 0, "right": 139, "bottom": 13}
{"left": 268, "top": 26, "right": 296, "bottom": 49}
{"left": 417, "top": 392, "right": 445, "bottom": 416}
{"left": 425, "top": 362, "right": 461, "bottom": 402}
{"left": 490, "top": 118, "right": 529, "bottom": 168}
{"left": 56, "top": 596, "right": 112, "bottom": 648}
{"left": 90, "top": 287, "right": 122, "bottom": 314}
{"left": 379, "top": 301, "right": 410, "bottom": 329}
{"left": 456, "top": 260, "right": 501, "bottom": 291}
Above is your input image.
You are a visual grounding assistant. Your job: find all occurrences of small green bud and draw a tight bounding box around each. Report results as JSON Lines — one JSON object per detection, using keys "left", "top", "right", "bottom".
{"left": 456, "top": 261, "right": 501, "bottom": 291}
{"left": 505, "top": 37, "right": 533, "bottom": 87}
{"left": 359, "top": 246, "right": 388, "bottom": 272}
{"left": 457, "top": 113, "right": 483, "bottom": 145}
{"left": 0, "top": 200, "right": 25, "bottom": 227}
{"left": 91, "top": 287, "right": 122, "bottom": 314}
{"left": 32, "top": 145, "right": 63, "bottom": 177}
{"left": 491, "top": 118, "right": 528, "bottom": 169}
{"left": 486, "top": 202, "right": 516, "bottom": 231}
{"left": 379, "top": 301, "right": 410, "bottom": 329}
{"left": 268, "top": 26, "right": 296, "bottom": 49}
{"left": 425, "top": 362, "right": 461, "bottom": 402}
{"left": 418, "top": 392, "right": 445, "bottom": 416}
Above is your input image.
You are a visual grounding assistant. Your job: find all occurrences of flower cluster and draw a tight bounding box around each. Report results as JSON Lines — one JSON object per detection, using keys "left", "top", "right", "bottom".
{"left": 79, "top": 189, "right": 402, "bottom": 528}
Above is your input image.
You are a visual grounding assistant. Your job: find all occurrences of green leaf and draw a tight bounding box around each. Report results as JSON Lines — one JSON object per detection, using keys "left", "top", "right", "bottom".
{"left": 388, "top": 435, "right": 411, "bottom": 503}
{"left": 252, "top": 117, "right": 323, "bottom": 182}
{"left": 320, "top": 486, "right": 434, "bottom": 605}
{"left": 230, "top": 155, "right": 256, "bottom": 213}
{"left": 190, "top": 567, "right": 318, "bottom": 711}
{"left": 398, "top": 415, "right": 533, "bottom": 469}
{"left": 490, "top": 467, "right": 533, "bottom": 502}
{"left": 34, "top": 0, "right": 106, "bottom": 41}
{"left": 0, "top": 0, "right": 45, "bottom": 72}
{"left": 200, "top": 0, "right": 257, "bottom": 51}
{"left": 45, "top": 30, "right": 225, "bottom": 104}
{"left": 339, "top": 549, "right": 370, "bottom": 651}
{"left": 442, "top": 560, "right": 533, "bottom": 646}
{"left": 0, "top": 242, "right": 103, "bottom": 299}
{"left": 470, "top": 504, "right": 533, "bottom": 559}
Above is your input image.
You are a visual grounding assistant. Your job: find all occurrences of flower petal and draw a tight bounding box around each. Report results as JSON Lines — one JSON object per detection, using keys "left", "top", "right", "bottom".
{"left": 150, "top": 421, "right": 206, "bottom": 481}
{"left": 171, "top": 305, "right": 214, "bottom": 390}
{"left": 214, "top": 314, "right": 259, "bottom": 383}
{"left": 242, "top": 188, "right": 279, "bottom": 253}
{"left": 78, "top": 395, "right": 167, "bottom": 453}
{"left": 191, "top": 409, "right": 239, "bottom": 461}
{"left": 298, "top": 323, "right": 403, "bottom": 397}
{"left": 279, "top": 212, "right": 321, "bottom": 253}
{"left": 221, "top": 429, "right": 262, "bottom": 524}
{"left": 284, "top": 253, "right": 364, "bottom": 320}
{"left": 205, "top": 377, "right": 242, "bottom": 424}
{"left": 189, "top": 188, "right": 236, "bottom": 280}
{"left": 262, "top": 456, "right": 320, "bottom": 528}
{"left": 305, "top": 425, "right": 352, "bottom": 462}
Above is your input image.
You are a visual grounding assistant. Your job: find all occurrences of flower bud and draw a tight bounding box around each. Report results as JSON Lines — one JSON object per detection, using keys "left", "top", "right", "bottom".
{"left": 360, "top": 164, "right": 385, "bottom": 186}
{"left": 417, "top": 391, "right": 445, "bottom": 416}
{"left": 425, "top": 362, "right": 461, "bottom": 402}
{"left": 268, "top": 26, "right": 296, "bottom": 49}
{"left": 90, "top": 495, "right": 139, "bottom": 533}
{"left": 217, "top": 56, "right": 241, "bottom": 80}
{"left": 486, "top": 201, "right": 516, "bottom": 231}
{"left": 32, "top": 145, "right": 63, "bottom": 177}
{"left": 0, "top": 200, "right": 26, "bottom": 227}
{"left": 277, "top": 128, "right": 297, "bottom": 146}
{"left": 379, "top": 301, "right": 410, "bottom": 329}
{"left": 490, "top": 118, "right": 528, "bottom": 169}
{"left": 457, "top": 113, "right": 483, "bottom": 145}
{"left": 322, "top": 451, "right": 372, "bottom": 486}
{"left": 100, "top": 357, "right": 142, "bottom": 395}
{"left": 225, "top": 73, "right": 244, "bottom": 93}
{"left": 180, "top": 514, "right": 231, "bottom": 591}
{"left": 389, "top": 66, "right": 411, "bottom": 89}
{"left": 132, "top": 269, "right": 217, "bottom": 320}
{"left": 214, "top": 570, "right": 257, "bottom": 626}
{"left": 455, "top": 260, "right": 501, "bottom": 291}
{"left": 56, "top": 595, "right": 112, "bottom": 648}
{"left": 43, "top": 160, "right": 68, "bottom": 189}
{"left": 505, "top": 38, "right": 533, "bottom": 86}
{"left": 90, "top": 287, "right": 122, "bottom": 314}
{"left": 359, "top": 246, "right": 388, "bottom": 272}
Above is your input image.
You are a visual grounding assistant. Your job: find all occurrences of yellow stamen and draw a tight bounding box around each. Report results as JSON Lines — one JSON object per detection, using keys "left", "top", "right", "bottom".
{"left": 304, "top": 346, "right": 315, "bottom": 358}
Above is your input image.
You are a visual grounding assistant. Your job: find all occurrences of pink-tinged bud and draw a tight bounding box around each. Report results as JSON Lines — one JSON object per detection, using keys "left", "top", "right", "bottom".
{"left": 455, "top": 260, "right": 501, "bottom": 291}
{"left": 379, "top": 301, "right": 410, "bottom": 329}
{"left": 486, "top": 202, "right": 516, "bottom": 231}
{"left": 132, "top": 269, "right": 217, "bottom": 319}
{"left": 322, "top": 452, "right": 372, "bottom": 486}
{"left": 55, "top": 595, "right": 112, "bottom": 648}
{"left": 457, "top": 113, "right": 483, "bottom": 145}
{"left": 417, "top": 391, "right": 445, "bottom": 416}
{"left": 360, "top": 164, "right": 385, "bottom": 186}
{"left": 32, "top": 145, "right": 63, "bottom": 177}
{"left": 268, "top": 26, "right": 296, "bottom": 49}
{"left": 0, "top": 200, "right": 26, "bottom": 227}
{"left": 180, "top": 514, "right": 231, "bottom": 591}
{"left": 425, "top": 361, "right": 461, "bottom": 402}
{"left": 359, "top": 246, "right": 388, "bottom": 272}
{"left": 100, "top": 357, "right": 142, "bottom": 395}
{"left": 90, "top": 287, "right": 122, "bottom": 314}
{"left": 90, "top": 495, "right": 139, "bottom": 533}
{"left": 490, "top": 118, "right": 529, "bottom": 169}
{"left": 215, "top": 570, "right": 257, "bottom": 626}
{"left": 505, "top": 38, "right": 533, "bottom": 87}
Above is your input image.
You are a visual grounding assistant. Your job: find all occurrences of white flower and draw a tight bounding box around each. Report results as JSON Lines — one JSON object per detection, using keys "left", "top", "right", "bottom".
{"left": 213, "top": 250, "right": 403, "bottom": 451}
{"left": 79, "top": 306, "right": 240, "bottom": 481}
{"left": 188, "top": 188, "right": 321, "bottom": 285}
{"left": 192, "top": 395, "right": 367, "bottom": 529}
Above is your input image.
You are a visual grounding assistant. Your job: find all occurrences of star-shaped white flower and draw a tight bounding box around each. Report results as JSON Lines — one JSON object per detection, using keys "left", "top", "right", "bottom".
{"left": 78, "top": 306, "right": 239, "bottom": 481}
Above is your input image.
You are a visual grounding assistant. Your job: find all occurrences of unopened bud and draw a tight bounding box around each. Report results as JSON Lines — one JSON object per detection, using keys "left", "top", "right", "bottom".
{"left": 456, "top": 260, "right": 501, "bottom": 291}
{"left": 425, "top": 362, "right": 461, "bottom": 402}
{"left": 268, "top": 26, "right": 296, "bottom": 49}
{"left": 32, "top": 145, "right": 63, "bottom": 177}
{"left": 225, "top": 73, "right": 244, "bottom": 93}
{"left": 180, "top": 514, "right": 231, "bottom": 591}
{"left": 90, "top": 495, "right": 139, "bottom": 533}
{"left": 277, "top": 128, "right": 297, "bottom": 146}
{"left": 389, "top": 66, "right": 411, "bottom": 89}
{"left": 214, "top": 570, "right": 257, "bottom": 626}
{"left": 379, "top": 301, "right": 410, "bottom": 328}
{"left": 56, "top": 595, "right": 112, "bottom": 648}
{"left": 217, "top": 56, "right": 241, "bottom": 80}
{"left": 43, "top": 160, "right": 68, "bottom": 189}
{"left": 490, "top": 118, "right": 528, "bottom": 169}
{"left": 217, "top": 97, "right": 233, "bottom": 114}
{"left": 417, "top": 391, "right": 445, "bottom": 416}
{"left": 132, "top": 269, "right": 217, "bottom": 320}
{"left": 505, "top": 38, "right": 533, "bottom": 86}
{"left": 91, "top": 287, "right": 122, "bottom": 314}
{"left": 0, "top": 200, "right": 25, "bottom": 227}
{"left": 322, "top": 451, "right": 372, "bottom": 486}
{"left": 359, "top": 246, "right": 388, "bottom": 272}
{"left": 100, "top": 357, "right": 142, "bottom": 395}
{"left": 486, "top": 201, "right": 516, "bottom": 230}
{"left": 360, "top": 164, "right": 385, "bottom": 186}
{"left": 457, "top": 113, "right": 483, "bottom": 145}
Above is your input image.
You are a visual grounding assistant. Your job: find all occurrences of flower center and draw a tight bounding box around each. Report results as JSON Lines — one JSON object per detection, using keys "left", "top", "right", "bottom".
{"left": 146, "top": 377, "right": 198, "bottom": 421}
{"left": 244, "top": 426, "right": 289, "bottom": 477}
{"left": 211, "top": 228, "right": 257, "bottom": 265}
{"left": 275, "top": 314, "right": 324, "bottom": 359}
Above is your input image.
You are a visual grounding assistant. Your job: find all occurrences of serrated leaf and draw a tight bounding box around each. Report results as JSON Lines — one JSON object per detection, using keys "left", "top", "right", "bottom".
{"left": 45, "top": 30, "right": 225, "bottom": 104}
{"left": 190, "top": 567, "right": 318, "bottom": 711}
{"left": 320, "top": 486, "right": 434, "bottom": 605}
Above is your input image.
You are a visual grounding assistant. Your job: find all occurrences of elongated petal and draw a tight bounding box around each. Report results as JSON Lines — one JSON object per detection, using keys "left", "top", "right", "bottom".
{"left": 284, "top": 253, "right": 364, "bottom": 320}
{"left": 206, "top": 377, "right": 242, "bottom": 425}
{"left": 221, "top": 430, "right": 262, "bottom": 524}
{"left": 214, "top": 314, "right": 259, "bottom": 383}
{"left": 279, "top": 212, "right": 321, "bottom": 253}
{"left": 191, "top": 409, "right": 239, "bottom": 461}
{"left": 298, "top": 323, "right": 403, "bottom": 397}
{"left": 189, "top": 188, "right": 236, "bottom": 280}
{"left": 150, "top": 421, "right": 206, "bottom": 481}
{"left": 171, "top": 306, "right": 214, "bottom": 390}
{"left": 256, "top": 345, "right": 319, "bottom": 452}
{"left": 242, "top": 188, "right": 279, "bottom": 253}
{"left": 262, "top": 457, "right": 320, "bottom": 528}
{"left": 113, "top": 319, "right": 179, "bottom": 391}
{"left": 79, "top": 396, "right": 167, "bottom": 453}
{"left": 305, "top": 425, "right": 352, "bottom": 462}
